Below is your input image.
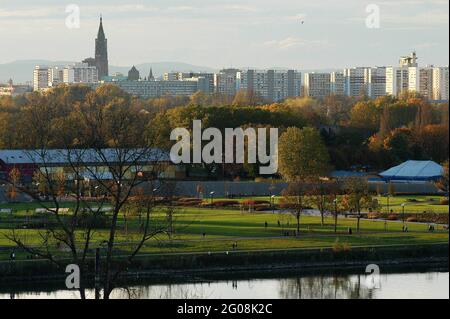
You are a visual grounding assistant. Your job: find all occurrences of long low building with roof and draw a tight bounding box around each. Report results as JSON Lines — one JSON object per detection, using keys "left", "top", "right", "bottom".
{"left": 0, "top": 148, "right": 185, "bottom": 183}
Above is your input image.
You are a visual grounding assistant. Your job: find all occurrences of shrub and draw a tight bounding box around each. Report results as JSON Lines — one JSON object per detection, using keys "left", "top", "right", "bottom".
{"left": 278, "top": 203, "right": 296, "bottom": 209}
{"left": 407, "top": 217, "right": 418, "bottom": 223}
{"left": 440, "top": 199, "right": 449, "bottom": 205}
{"left": 368, "top": 212, "right": 380, "bottom": 219}
{"left": 332, "top": 239, "right": 352, "bottom": 253}
{"left": 242, "top": 200, "right": 270, "bottom": 205}
{"left": 387, "top": 214, "right": 398, "bottom": 221}
{"left": 254, "top": 204, "right": 271, "bottom": 211}
{"left": 213, "top": 200, "right": 239, "bottom": 207}
{"left": 178, "top": 198, "right": 201, "bottom": 203}
{"left": 176, "top": 198, "right": 203, "bottom": 207}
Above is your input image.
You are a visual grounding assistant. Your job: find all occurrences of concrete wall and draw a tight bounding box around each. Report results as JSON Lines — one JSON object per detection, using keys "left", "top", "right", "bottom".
{"left": 171, "top": 181, "right": 288, "bottom": 198}
{"left": 171, "top": 180, "right": 442, "bottom": 197}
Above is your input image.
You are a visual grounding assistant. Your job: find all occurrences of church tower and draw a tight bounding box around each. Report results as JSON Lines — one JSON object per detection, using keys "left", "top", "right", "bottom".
{"left": 95, "top": 16, "right": 109, "bottom": 79}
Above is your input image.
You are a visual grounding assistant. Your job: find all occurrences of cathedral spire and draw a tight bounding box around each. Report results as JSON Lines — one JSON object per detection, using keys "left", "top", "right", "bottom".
{"left": 95, "top": 15, "right": 109, "bottom": 79}
{"left": 149, "top": 68, "right": 154, "bottom": 80}
{"left": 97, "top": 15, "right": 105, "bottom": 39}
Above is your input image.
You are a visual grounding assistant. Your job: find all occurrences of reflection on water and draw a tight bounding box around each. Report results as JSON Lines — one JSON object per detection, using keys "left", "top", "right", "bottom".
{"left": 2, "top": 272, "right": 449, "bottom": 299}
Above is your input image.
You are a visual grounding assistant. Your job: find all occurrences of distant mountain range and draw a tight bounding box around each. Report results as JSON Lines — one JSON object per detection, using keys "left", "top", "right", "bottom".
{"left": 0, "top": 60, "right": 218, "bottom": 83}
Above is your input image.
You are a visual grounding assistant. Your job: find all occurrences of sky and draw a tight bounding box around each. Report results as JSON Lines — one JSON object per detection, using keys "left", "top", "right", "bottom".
{"left": 0, "top": 0, "right": 448, "bottom": 69}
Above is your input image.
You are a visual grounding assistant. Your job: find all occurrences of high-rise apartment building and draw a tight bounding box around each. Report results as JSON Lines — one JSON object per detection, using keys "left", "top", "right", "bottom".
{"left": 386, "top": 52, "right": 422, "bottom": 97}
{"left": 386, "top": 67, "right": 409, "bottom": 97}
{"left": 33, "top": 66, "right": 51, "bottom": 91}
{"left": 49, "top": 66, "right": 65, "bottom": 86}
{"left": 215, "top": 69, "right": 240, "bottom": 96}
{"left": 303, "top": 73, "right": 331, "bottom": 99}
{"left": 237, "top": 69, "right": 301, "bottom": 102}
{"left": 344, "top": 67, "right": 366, "bottom": 97}
{"left": 63, "top": 63, "right": 99, "bottom": 84}
{"left": 331, "top": 72, "right": 345, "bottom": 96}
{"left": 365, "top": 67, "right": 386, "bottom": 99}
{"left": 432, "top": 67, "right": 449, "bottom": 101}
{"left": 408, "top": 67, "right": 434, "bottom": 99}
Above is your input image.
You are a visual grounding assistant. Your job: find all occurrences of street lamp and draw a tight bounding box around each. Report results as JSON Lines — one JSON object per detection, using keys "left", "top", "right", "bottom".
{"left": 271, "top": 195, "right": 276, "bottom": 214}
{"left": 386, "top": 194, "right": 392, "bottom": 214}
{"left": 210, "top": 191, "right": 215, "bottom": 205}
{"left": 333, "top": 198, "right": 338, "bottom": 234}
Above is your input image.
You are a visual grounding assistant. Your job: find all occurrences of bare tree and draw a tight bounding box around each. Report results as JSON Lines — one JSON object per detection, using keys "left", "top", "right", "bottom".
{"left": 342, "top": 177, "right": 373, "bottom": 233}
{"left": 307, "top": 179, "right": 338, "bottom": 226}
{"left": 1, "top": 85, "right": 173, "bottom": 299}
{"left": 281, "top": 180, "right": 309, "bottom": 235}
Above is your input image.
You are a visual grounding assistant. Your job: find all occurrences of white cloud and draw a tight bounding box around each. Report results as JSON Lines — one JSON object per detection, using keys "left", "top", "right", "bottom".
{"left": 263, "top": 37, "right": 328, "bottom": 50}
{"left": 0, "top": 7, "right": 58, "bottom": 18}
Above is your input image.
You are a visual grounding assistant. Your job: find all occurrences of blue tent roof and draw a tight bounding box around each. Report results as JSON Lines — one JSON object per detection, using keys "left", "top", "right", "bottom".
{"left": 380, "top": 160, "right": 444, "bottom": 181}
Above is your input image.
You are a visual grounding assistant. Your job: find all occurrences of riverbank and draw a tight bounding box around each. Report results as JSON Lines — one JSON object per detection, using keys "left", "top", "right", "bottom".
{"left": 0, "top": 243, "right": 448, "bottom": 286}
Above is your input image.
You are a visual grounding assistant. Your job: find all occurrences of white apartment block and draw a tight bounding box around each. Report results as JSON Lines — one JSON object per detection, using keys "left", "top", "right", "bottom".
{"left": 303, "top": 73, "right": 331, "bottom": 99}
{"left": 49, "top": 66, "right": 65, "bottom": 86}
{"left": 163, "top": 72, "right": 180, "bottom": 81}
{"left": 344, "top": 67, "right": 366, "bottom": 97}
{"left": 33, "top": 66, "right": 51, "bottom": 91}
{"left": 386, "top": 67, "right": 409, "bottom": 97}
{"left": 237, "top": 69, "right": 302, "bottom": 102}
{"left": 408, "top": 67, "right": 434, "bottom": 99}
{"left": 432, "top": 67, "right": 449, "bottom": 101}
{"left": 215, "top": 69, "right": 240, "bottom": 96}
{"left": 104, "top": 80, "right": 201, "bottom": 98}
{"left": 365, "top": 67, "right": 386, "bottom": 99}
{"left": 331, "top": 72, "right": 345, "bottom": 96}
{"left": 163, "top": 72, "right": 214, "bottom": 93}
{"left": 63, "top": 63, "right": 99, "bottom": 84}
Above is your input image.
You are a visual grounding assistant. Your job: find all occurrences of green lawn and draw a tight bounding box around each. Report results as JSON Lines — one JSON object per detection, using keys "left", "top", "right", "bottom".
{"left": 1, "top": 194, "right": 448, "bottom": 214}
{"left": 207, "top": 195, "right": 449, "bottom": 214}
{"left": 0, "top": 205, "right": 448, "bottom": 261}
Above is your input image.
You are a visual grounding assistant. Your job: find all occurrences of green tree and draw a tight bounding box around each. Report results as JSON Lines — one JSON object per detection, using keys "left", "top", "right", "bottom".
{"left": 279, "top": 127, "right": 331, "bottom": 181}
{"left": 279, "top": 127, "right": 330, "bottom": 236}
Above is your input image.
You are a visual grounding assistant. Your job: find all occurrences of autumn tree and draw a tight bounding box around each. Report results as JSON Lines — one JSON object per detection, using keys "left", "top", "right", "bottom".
{"left": 279, "top": 127, "right": 331, "bottom": 235}
{"left": 279, "top": 127, "right": 330, "bottom": 181}
{"left": 436, "top": 161, "right": 449, "bottom": 194}
{"left": 6, "top": 168, "right": 21, "bottom": 202}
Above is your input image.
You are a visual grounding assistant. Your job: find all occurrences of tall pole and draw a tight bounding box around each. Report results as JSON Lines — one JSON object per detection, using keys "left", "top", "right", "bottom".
{"left": 387, "top": 194, "right": 391, "bottom": 214}
{"left": 402, "top": 204, "right": 406, "bottom": 226}
{"left": 95, "top": 248, "right": 100, "bottom": 300}
{"left": 334, "top": 199, "right": 338, "bottom": 234}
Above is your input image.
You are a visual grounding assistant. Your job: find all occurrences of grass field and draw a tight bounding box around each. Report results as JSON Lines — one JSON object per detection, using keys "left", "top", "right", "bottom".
{"left": 1, "top": 195, "right": 448, "bottom": 213}
{"left": 0, "top": 203, "right": 448, "bottom": 261}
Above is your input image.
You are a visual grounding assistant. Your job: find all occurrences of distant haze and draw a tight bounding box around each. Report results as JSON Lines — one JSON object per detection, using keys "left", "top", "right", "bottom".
{"left": 0, "top": 60, "right": 218, "bottom": 83}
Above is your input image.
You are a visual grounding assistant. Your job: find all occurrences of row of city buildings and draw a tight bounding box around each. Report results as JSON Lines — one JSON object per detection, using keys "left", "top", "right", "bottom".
{"left": 30, "top": 56, "right": 449, "bottom": 103}
{"left": 3, "top": 18, "right": 448, "bottom": 103}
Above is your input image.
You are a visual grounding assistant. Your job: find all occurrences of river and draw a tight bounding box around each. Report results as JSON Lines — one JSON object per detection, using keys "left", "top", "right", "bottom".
{"left": 1, "top": 270, "right": 448, "bottom": 299}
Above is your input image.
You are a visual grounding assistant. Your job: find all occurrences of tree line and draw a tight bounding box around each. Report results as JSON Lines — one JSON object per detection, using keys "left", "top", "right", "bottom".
{"left": 0, "top": 84, "right": 448, "bottom": 173}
